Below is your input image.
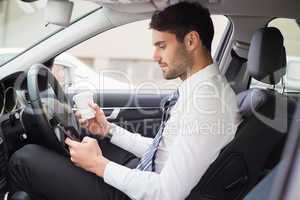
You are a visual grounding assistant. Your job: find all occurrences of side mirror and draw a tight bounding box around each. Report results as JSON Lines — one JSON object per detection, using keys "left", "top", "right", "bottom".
{"left": 45, "top": 0, "right": 74, "bottom": 27}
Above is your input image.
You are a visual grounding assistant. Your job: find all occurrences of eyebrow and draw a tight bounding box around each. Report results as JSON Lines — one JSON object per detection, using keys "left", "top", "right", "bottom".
{"left": 154, "top": 41, "right": 166, "bottom": 47}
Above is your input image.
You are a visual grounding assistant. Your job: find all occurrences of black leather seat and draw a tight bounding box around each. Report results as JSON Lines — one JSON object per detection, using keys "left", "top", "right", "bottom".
{"left": 9, "top": 192, "right": 31, "bottom": 200}
{"left": 186, "top": 27, "right": 296, "bottom": 200}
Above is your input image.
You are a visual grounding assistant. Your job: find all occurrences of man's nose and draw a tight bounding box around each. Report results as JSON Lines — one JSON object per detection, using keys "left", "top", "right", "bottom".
{"left": 153, "top": 49, "right": 161, "bottom": 62}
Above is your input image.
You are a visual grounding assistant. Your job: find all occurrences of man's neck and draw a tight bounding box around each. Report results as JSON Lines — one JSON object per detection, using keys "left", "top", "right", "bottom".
{"left": 180, "top": 55, "right": 214, "bottom": 81}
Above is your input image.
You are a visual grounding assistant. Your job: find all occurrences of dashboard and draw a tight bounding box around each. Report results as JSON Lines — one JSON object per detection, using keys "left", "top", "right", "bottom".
{"left": 0, "top": 72, "right": 27, "bottom": 117}
{"left": 0, "top": 84, "right": 17, "bottom": 115}
{"left": 0, "top": 71, "right": 54, "bottom": 156}
{"left": 0, "top": 72, "right": 29, "bottom": 156}
{"left": 0, "top": 71, "right": 52, "bottom": 118}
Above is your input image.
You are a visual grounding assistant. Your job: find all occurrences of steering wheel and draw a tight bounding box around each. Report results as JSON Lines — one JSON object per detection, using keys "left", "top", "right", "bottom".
{"left": 26, "top": 64, "right": 81, "bottom": 155}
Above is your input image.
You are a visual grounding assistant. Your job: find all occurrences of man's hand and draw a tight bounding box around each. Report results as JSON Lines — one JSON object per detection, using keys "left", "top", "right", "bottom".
{"left": 65, "top": 136, "right": 109, "bottom": 177}
{"left": 76, "top": 103, "right": 111, "bottom": 138}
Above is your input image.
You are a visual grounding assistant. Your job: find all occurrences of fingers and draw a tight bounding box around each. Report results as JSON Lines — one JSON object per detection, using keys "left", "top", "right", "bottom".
{"left": 69, "top": 147, "right": 75, "bottom": 156}
{"left": 69, "top": 148, "right": 80, "bottom": 167}
{"left": 75, "top": 111, "right": 82, "bottom": 119}
{"left": 82, "top": 136, "right": 97, "bottom": 144}
{"left": 90, "top": 104, "right": 107, "bottom": 123}
{"left": 89, "top": 102, "right": 98, "bottom": 110}
{"left": 75, "top": 111, "right": 85, "bottom": 125}
{"left": 89, "top": 103, "right": 102, "bottom": 114}
{"left": 82, "top": 136, "right": 91, "bottom": 143}
{"left": 79, "top": 118, "right": 89, "bottom": 128}
{"left": 76, "top": 111, "right": 90, "bottom": 128}
{"left": 65, "top": 137, "right": 80, "bottom": 148}
{"left": 67, "top": 139, "right": 80, "bottom": 166}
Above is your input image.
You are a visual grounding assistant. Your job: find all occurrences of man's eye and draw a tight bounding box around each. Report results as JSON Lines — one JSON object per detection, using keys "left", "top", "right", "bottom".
{"left": 159, "top": 45, "right": 166, "bottom": 49}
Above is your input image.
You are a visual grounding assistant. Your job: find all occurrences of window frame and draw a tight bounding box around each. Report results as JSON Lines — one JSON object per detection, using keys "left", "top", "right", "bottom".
{"left": 55, "top": 15, "right": 232, "bottom": 91}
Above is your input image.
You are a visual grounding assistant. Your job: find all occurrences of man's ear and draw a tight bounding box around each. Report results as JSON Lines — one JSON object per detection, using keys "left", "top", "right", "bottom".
{"left": 184, "top": 31, "right": 200, "bottom": 51}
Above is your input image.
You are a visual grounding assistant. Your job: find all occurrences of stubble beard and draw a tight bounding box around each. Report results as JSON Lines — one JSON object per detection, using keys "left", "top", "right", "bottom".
{"left": 163, "top": 47, "right": 192, "bottom": 80}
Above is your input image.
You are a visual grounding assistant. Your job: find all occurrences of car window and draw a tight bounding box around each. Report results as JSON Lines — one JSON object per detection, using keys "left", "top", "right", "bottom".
{"left": 269, "top": 18, "right": 300, "bottom": 93}
{"left": 0, "top": 0, "right": 100, "bottom": 66}
{"left": 250, "top": 18, "right": 300, "bottom": 92}
{"left": 58, "top": 16, "right": 229, "bottom": 92}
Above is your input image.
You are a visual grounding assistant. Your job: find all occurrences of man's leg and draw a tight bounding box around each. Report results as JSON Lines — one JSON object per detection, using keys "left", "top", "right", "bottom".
{"left": 8, "top": 144, "right": 130, "bottom": 200}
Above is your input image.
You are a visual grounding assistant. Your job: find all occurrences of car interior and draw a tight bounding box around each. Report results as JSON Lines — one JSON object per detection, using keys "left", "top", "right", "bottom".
{"left": 0, "top": 0, "right": 299, "bottom": 199}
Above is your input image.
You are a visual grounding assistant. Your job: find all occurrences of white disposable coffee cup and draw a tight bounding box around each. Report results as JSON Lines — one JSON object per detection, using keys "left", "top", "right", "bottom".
{"left": 73, "top": 91, "right": 95, "bottom": 119}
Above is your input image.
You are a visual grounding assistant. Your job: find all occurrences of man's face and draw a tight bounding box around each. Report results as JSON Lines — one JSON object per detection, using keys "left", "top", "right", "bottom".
{"left": 152, "top": 30, "right": 192, "bottom": 80}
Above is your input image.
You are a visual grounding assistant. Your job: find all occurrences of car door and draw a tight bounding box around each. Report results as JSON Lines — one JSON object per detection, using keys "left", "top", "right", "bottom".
{"left": 94, "top": 90, "right": 170, "bottom": 138}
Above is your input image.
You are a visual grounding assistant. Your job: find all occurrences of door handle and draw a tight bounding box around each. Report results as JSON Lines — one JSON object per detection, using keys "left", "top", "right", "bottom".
{"left": 106, "top": 108, "right": 121, "bottom": 120}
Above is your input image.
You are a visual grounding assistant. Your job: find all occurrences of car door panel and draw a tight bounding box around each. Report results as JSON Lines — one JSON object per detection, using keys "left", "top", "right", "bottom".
{"left": 68, "top": 90, "right": 173, "bottom": 137}
{"left": 93, "top": 90, "right": 172, "bottom": 137}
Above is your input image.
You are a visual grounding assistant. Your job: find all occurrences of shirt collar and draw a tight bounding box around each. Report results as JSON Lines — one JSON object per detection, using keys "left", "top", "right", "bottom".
{"left": 178, "top": 63, "right": 219, "bottom": 97}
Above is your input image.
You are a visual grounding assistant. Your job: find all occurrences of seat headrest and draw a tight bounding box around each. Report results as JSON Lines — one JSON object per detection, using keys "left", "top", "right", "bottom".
{"left": 248, "top": 27, "right": 286, "bottom": 85}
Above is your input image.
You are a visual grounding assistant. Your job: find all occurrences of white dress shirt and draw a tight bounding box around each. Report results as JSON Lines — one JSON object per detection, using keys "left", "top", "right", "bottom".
{"left": 103, "top": 63, "right": 241, "bottom": 200}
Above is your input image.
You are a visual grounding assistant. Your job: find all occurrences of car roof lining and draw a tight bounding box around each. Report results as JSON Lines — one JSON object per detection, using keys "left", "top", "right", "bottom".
{"left": 90, "top": 0, "right": 300, "bottom": 19}
{"left": 1, "top": 0, "right": 298, "bottom": 79}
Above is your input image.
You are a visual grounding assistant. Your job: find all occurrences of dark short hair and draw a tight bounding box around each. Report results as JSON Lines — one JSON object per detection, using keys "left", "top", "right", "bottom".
{"left": 150, "top": 2, "right": 214, "bottom": 52}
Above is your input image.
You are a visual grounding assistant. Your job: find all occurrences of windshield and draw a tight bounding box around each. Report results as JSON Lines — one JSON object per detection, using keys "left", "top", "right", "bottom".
{"left": 0, "top": 0, "right": 100, "bottom": 66}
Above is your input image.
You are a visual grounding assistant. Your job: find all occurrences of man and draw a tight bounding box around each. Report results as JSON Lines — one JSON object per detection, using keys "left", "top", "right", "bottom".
{"left": 8, "top": 2, "right": 240, "bottom": 200}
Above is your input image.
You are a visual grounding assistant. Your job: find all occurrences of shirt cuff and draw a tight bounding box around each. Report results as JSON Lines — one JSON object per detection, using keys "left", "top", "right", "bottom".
{"left": 109, "top": 124, "right": 132, "bottom": 145}
{"left": 103, "top": 161, "right": 132, "bottom": 192}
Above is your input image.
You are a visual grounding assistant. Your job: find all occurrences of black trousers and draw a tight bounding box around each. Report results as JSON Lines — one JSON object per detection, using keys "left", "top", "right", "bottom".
{"left": 8, "top": 143, "right": 136, "bottom": 200}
